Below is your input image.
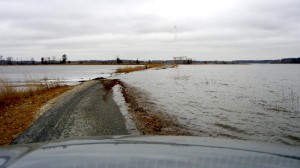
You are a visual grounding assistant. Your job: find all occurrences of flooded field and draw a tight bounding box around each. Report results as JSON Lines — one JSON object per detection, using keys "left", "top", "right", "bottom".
{"left": 0, "top": 65, "right": 123, "bottom": 86}
{"left": 1, "top": 64, "right": 299, "bottom": 145}
{"left": 117, "top": 65, "right": 300, "bottom": 145}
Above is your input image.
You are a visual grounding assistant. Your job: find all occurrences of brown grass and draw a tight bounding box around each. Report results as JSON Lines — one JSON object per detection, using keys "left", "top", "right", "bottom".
{"left": 115, "top": 63, "right": 164, "bottom": 73}
{"left": 0, "top": 80, "right": 72, "bottom": 146}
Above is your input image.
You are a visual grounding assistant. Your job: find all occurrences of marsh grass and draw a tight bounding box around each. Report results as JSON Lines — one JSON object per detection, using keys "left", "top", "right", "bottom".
{"left": 115, "top": 64, "right": 164, "bottom": 73}
{"left": 173, "top": 65, "right": 190, "bottom": 80}
{"left": 0, "top": 77, "right": 70, "bottom": 145}
{"left": 116, "top": 66, "right": 144, "bottom": 73}
{"left": 0, "top": 78, "right": 61, "bottom": 108}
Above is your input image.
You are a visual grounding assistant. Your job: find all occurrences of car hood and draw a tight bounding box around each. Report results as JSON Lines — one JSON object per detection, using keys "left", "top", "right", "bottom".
{"left": 1, "top": 136, "right": 299, "bottom": 168}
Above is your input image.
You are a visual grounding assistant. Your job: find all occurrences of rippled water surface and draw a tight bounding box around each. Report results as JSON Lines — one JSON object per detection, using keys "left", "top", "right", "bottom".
{"left": 117, "top": 65, "right": 300, "bottom": 145}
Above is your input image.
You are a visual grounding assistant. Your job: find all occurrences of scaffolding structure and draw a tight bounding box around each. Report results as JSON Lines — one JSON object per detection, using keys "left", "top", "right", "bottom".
{"left": 173, "top": 56, "right": 187, "bottom": 64}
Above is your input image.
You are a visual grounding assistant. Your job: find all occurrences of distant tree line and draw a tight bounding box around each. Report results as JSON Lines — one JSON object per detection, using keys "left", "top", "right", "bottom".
{"left": 0, "top": 54, "right": 70, "bottom": 65}
{"left": 41, "top": 54, "right": 69, "bottom": 64}
{"left": 281, "top": 57, "right": 300, "bottom": 64}
{"left": 1, "top": 54, "right": 299, "bottom": 65}
{"left": 230, "top": 57, "right": 300, "bottom": 64}
{"left": 0, "top": 55, "right": 37, "bottom": 65}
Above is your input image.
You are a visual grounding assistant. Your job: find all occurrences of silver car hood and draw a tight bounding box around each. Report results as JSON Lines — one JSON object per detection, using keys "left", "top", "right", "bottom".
{"left": 0, "top": 136, "right": 299, "bottom": 168}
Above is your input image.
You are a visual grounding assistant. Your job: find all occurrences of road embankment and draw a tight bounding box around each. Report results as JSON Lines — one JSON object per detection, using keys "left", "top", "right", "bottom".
{"left": 13, "top": 80, "right": 128, "bottom": 144}
{"left": 12, "top": 77, "right": 191, "bottom": 145}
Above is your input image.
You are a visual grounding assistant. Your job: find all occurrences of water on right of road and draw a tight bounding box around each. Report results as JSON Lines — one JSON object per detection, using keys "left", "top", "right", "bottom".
{"left": 116, "top": 64, "right": 300, "bottom": 145}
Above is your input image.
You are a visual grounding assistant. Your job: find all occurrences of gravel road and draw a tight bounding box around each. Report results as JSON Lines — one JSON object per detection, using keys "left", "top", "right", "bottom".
{"left": 13, "top": 80, "right": 128, "bottom": 144}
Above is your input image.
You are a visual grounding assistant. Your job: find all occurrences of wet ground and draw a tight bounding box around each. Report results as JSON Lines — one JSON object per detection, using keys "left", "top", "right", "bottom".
{"left": 13, "top": 80, "right": 128, "bottom": 144}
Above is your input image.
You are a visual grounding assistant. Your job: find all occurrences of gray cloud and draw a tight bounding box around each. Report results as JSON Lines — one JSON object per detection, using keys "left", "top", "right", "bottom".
{"left": 0, "top": 0, "right": 299, "bottom": 61}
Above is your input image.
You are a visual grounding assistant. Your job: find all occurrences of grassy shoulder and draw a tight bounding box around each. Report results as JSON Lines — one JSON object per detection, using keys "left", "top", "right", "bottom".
{"left": 115, "top": 63, "right": 164, "bottom": 73}
{"left": 0, "top": 82, "right": 72, "bottom": 146}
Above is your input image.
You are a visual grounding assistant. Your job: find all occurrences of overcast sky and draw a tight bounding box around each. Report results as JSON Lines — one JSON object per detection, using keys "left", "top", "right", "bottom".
{"left": 0, "top": 0, "right": 299, "bottom": 61}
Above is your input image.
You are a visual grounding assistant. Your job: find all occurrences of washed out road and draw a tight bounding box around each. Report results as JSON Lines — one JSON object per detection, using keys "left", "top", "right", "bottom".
{"left": 13, "top": 80, "right": 128, "bottom": 144}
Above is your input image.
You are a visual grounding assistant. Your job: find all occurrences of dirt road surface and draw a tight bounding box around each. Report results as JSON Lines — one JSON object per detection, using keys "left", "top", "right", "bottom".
{"left": 13, "top": 80, "right": 128, "bottom": 144}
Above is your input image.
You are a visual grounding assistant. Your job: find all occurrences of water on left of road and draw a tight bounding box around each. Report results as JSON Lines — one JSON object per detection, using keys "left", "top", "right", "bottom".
{"left": 0, "top": 65, "right": 123, "bottom": 86}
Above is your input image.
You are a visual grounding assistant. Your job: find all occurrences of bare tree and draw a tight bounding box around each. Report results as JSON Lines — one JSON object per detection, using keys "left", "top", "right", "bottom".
{"left": 0, "top": 55, "right": 3, "bottom": 65}
{"left": 116, "top": 56, "right": 123, "bottom": 64}
{"left": 52, "top": 56, "right": 56, "bottom": 64}
{"left": 60, "top": 54, "right": 67, "bottom": 64}
{"left": 31, "top": 58, "right": 35, "bottom": 64}
{"left": 41, "top": 57, "right": 44, "bottom": 64}
{"left": 7, "top": 57, "right": 13, "bottom": 65}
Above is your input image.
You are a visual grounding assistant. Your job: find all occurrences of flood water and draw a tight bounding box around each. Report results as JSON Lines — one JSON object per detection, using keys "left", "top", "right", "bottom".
{"left": 1, "top": 64, "right": 300, "bottom": 145}
{"left": 117, "top": 65, "right": 300, "bottom": 145}
{"left": 0, "top": 65, "right": 122, "bottom": 85}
